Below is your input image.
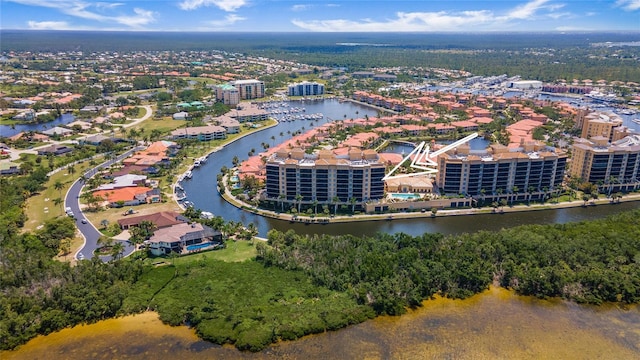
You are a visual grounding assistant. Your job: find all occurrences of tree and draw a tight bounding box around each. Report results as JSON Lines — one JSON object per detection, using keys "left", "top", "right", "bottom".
{"left": 295, "top": 193, "right": 303, "bottom": 213}
{"left": 100, "top": 219, "right": 109, "bottom": 229}
{"left": 53, "top": 197, "right": 63, "bottom": 215}
{"left": 332, "top": 196, "right": 340, "bottom": 215}
{"left": 350, "top": 197, "right": 357, "bottom": 213}
{"left": 53, "top": 180, "right": 64, "bottom": 199}
{"left": 431, "top": 207, "right": 438, "bottom": 217}
{"left": 110, "top": 242, "right": 125, "bottom": 261}
{"left": 129, "top": 220, "right": 156, "bottom": 248}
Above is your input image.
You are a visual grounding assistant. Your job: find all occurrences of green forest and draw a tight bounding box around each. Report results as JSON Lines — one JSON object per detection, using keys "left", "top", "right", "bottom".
{"left": 2, "top": 31, "right": 639, "bottom": 82}
{"left": 1, "top": 170, "right": 639, "bottom": 352}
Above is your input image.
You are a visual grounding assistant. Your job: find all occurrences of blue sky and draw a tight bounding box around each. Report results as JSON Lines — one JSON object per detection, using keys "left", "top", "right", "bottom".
{"left": 1, "top": 0, "right": 638, "bottom": 32}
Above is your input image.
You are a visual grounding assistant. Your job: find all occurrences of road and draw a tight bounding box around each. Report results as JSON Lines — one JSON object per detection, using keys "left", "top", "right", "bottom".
{"left": 2, "top": 105, "right": 153, "bottom": 162}
{"left": 66, "top": 146, "right": 144, "bottom": 261}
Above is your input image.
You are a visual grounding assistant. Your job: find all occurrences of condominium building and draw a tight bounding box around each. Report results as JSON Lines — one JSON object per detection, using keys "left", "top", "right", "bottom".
{"left": 265, "top": 148, "right": 386, "bottom": 206}
{"left": 169, "top": 125, "right": 227, "bottom": 141}
{"left": 580, "top": 111, "right": 624, "bottom": 142}
{"left": 214, "top": 83, "right": 240, "bottom": 106}
{"left": 287, "top": 81, "right": 325, "bottom": 96}
{"left": 230, "top": 79, "right": 265, "bottom": 100}
{"left": 570, "top": 135, "right": 640, "bottom": 190}
{"left": 436, "top": 141, "right": 567, "bottom": 200}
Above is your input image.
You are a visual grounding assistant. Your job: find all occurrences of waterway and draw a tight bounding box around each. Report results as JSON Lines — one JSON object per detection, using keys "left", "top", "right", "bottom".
{"left": 182, "top": 99, "right": 640, "bottom": 238}
{"left": 5, "top": 288, "right": 638, "bottom": 359}
{"left": 0, "top": 113, "right": 76, "bottom": 138}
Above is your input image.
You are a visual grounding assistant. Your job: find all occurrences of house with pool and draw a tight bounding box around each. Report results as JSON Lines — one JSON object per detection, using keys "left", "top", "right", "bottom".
{"left": 146, "top": 222, "right": 223, "bottom": 256}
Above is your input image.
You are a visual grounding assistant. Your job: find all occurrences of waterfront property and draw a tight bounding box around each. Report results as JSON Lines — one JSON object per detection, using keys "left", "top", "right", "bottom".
{"left": 288, "top": 81, "right": 325, "bottom": 97}
{"left": 227, "top": 79, "right": 265, "bottom": 100}
{"left": 117, "top": 211, "right": 188, "bottom": 230}
{"left": 147, "top": 222, "right": 222, "bottom": 256}
{"left": 170, "top": 124, "right": 227, "bottom": 141}
{"left": 265, "top": 147, "right": 386, "bottom": 208}
{"left": 436, "top": 140, "right": 567, "bottom": 201}
{"left": 570, "top": 134, "right": 640, "bottom": 192}
{"left": 214, "top": 83, "right": 240, "bottom": 106}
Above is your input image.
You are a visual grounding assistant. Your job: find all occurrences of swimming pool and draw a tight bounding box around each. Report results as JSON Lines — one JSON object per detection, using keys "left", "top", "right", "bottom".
{"left": 230, "top": 175, "right": 239, "bottom": 182}
{"left": 186, "top": 242, "right": 212, "bottom": 251}
{"left": 389, "top": 193, "right": 422, "bottom": 200}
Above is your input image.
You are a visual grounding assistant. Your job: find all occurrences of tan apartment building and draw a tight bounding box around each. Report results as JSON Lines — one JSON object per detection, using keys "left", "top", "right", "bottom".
{"left": 569, "top": 135, "right": 640, "bottom": 191}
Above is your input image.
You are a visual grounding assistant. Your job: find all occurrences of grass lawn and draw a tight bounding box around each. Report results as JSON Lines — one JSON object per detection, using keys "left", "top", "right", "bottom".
{"left": 130, "top": 116, "right": 183, "bottom": 134}
{"left": 23, "top": 162, "right": 94, "bottom": 232}
{"left": 177, "top": 240, "right": 257, "bottom": 263}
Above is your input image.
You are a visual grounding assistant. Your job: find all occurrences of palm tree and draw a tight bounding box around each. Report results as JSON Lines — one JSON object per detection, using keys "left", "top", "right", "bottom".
{"left": 53, "top": 180, "right": 64, "bottom": 199}
{"left": 510, "top": 186, "right": 519, "bottom": 205}
{"left": 332, "top": 196, "right": 340, "bottom": 215}
{"left": 349, "top": 197, "right": 357, "bottom": 213}
{"left": 527, "top": 186, "right": 536, "bottom": 204}
{"left": 312, "top": 199, "right": 318, "bottom": 215}
{"left": 278, "top": 193, "right": 286, "bottom": 211}
{"left": 53, "top": 197, "right": 63, "bottom": 215}
{"left": 110, "top": 242, "right": 125, "bottom": 261}
{"left": 295, "top": 193, "right": 303, "bottom": 213}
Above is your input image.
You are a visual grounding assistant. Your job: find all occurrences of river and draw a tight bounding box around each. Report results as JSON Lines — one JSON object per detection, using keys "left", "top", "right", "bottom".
{"left": 182, "top": 99, "right": 640, "bottom": 238}
{"left": 4, "top": 288, "right": 638, "bottom": 359}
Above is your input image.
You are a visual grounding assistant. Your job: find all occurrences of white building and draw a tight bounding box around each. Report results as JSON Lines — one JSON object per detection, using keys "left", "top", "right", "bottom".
{"left": 508, "top": 80, "right": 543, "bottom": 90}
{"left": 288, "top": 81, "right": 325, "bottom": 96}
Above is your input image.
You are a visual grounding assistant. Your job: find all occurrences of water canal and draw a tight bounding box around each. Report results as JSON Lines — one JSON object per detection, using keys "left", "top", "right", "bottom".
{"left": 182, "top": 99, "right": 640, "bottom": 238}
{"left": 4, "top": 100, "right": 640, "bottom": 359}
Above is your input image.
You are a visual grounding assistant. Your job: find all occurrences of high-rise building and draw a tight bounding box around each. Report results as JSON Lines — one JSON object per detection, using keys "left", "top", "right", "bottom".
{"left": 580, "top": 111, "right": 624, "bottom": 142}
{"left": 230, "top": 79, "right": 265, "bottom": 100}
{"left": 214, "top": 83, "right": 239, "bottom": 106}
{"left": 570, "top": 135, "right": 640, "bottom": 191}
{"left": 436, "top": 141, "right": 567, "bottom": 200}
{"left": 265, "top": 148, "right": 386, "bottom": 208}
{"left": 288, "top": 81, "right": 325, "bottom": 96}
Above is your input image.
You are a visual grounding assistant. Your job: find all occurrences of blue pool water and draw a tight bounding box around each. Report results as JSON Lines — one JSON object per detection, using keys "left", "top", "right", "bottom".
{"left": 186, "top": 242, "right": 212, "bottom": 251}
{"left": 389, "top": 193, "right": 422, "bottom": 200}
{"left": 230, "top": 175, "right": 239, "bottom": 182}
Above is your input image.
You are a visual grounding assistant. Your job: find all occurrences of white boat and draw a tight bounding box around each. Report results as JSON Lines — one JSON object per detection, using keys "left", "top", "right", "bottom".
{"left": 632, "top": 118, "right": 640, "bottom": 124}
{"left": 185, "top": 171, "right": 193, "bottom": 179}
{"left": 193, "top": 160, "right": 201, "bottom": 168}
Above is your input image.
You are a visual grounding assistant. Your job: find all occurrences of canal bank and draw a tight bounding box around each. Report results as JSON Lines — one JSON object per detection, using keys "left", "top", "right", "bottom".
{"left": 220, "top": 171, "right": 640, "bottom": 224}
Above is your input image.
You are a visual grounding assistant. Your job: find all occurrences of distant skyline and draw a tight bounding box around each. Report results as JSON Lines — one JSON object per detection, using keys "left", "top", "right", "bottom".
{"left": 1, "top": 0, "right": 639, "bottom": 32}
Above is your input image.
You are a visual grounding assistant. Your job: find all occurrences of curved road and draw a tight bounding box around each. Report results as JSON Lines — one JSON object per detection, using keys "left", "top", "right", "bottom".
{"left": 64, "top": 106, "right": 153, "bottom": 261}
{"left": 66, "top": 147, "right": 144, "bottom": 261}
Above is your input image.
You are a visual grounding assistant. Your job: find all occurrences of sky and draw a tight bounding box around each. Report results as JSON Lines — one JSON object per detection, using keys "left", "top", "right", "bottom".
{"left": 1, "top": 0, "right": 638, "bottom": 32}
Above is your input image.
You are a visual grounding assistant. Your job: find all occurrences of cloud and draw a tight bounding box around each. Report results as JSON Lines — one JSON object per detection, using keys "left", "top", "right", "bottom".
{"left": 292, "top": 4, "right": 311, "bottom": 12}
{"left": 8, "top": 0, "right": 156, "bottom": 28}
{"left": 27, "top": 20, "right": 73, "bottom": 30}
{"left": 94, "top": 2, "right": 124, "bottom": 10}
{"left": 179, "top": 0, "right": 248, "bottom": 12}
{"left": 293, "top": 0, "right": 571, "bottom": 32}
{"left": 206, "top": 14, "right": 246, "bottom": 27}
{"left": 615, "top": 0, "right": 640, "bottom": 11}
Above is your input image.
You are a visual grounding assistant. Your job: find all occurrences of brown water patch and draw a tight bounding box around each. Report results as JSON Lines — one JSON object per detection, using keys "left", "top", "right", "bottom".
{"left": 3, "top": 288, "right": 639, "bottom": 360}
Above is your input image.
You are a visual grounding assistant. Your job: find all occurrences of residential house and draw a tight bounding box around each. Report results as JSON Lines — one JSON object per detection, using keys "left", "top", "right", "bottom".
{"left": 147, "top": 222, "right": 222, "bottom": 256}
{"left": 37, "top": 144, "right": 73, "bottom": 156}
{"left": 117, "top": 211, "right": 188, "bottom": 230}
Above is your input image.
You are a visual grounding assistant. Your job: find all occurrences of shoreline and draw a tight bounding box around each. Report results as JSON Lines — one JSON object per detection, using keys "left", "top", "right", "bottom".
{"left": 220, "top": 180, "right": 640, "bottom": 223}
